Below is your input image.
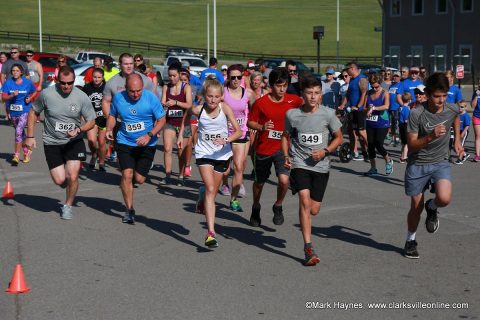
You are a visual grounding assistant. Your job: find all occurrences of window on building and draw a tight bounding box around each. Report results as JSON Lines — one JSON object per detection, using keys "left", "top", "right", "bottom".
{"left": 433, "top": 45, "right": 447, "bottom": 72}
{"left": 461, "top": 0, "right": 473, "bottom": 12}
{"left": 458, "top": 45, "right": 472, "bottom": 72}
{"left": 391, "top": 0, "right": 401, "bottom": 16}
{"left": 409, "top": 46, "right": 423, "bottom": 67}
{"left": 412, "top": 0, "right": 424, "bottom": 15}
{"left": 436, "top": 0, "right": 447, "bottom": 14}
{"left": 386, "top": 46, "right": 400, "bottom": 69}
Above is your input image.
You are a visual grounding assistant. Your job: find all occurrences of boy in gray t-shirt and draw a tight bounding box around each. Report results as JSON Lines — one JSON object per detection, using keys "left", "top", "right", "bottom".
{"left": 281, "top": 75, "right": 343, "bottom": 267}
{"left": 403, "top": 73, "right": 463, "bottom": 259}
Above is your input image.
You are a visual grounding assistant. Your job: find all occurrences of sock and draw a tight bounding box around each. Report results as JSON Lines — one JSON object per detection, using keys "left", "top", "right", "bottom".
{"left": 304, "top": 242, "right": 312, "bottom": 249}
{"left": 407, "top": 231, "right": 416, "bottom": 241}
{"left": 428, "top": 199, "right": 438, "bottom": 210}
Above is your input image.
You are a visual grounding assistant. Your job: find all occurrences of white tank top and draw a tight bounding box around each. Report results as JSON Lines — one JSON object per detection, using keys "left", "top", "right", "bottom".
{"left": 195, "top": 103, "right": 232, "bottom": 160}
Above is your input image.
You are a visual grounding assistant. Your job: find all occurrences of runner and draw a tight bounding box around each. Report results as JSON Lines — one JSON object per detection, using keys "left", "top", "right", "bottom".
{"left": 364, "top": 73, "right": 393, "bottom": 176}
{"left": 82, "top": 68, "right": 107, "bottom": 171}
{"left": 161, "top": 62, "right": 192, "bottom": 186}
{"left": 282, "top": 75, "right": 343, "bottom": 266}
{"left": 403, "top": 72, "right": 464, "bottom": 259}
{"left": 472, "top": 80, "right": 480, "bottom": 162}
{"left": 177, "top": 77, "right": 242, "bottom": 248}
{"left": 247, "top": 67, "right": 303, "bottom": 227}
{"left": 106, "top": 74, "right": 166, "bottom": 224}
{"left": 321, "top": 68, "right": 340, "bottom": 109}
{"left": 1, "top": 47, "right": 29, "bottom": 84}
{"left": 83, "top": 57, "right": 103, "bottom": 84}
{"left": 219, "top": 64, "right": 253, "bottom": 211}
{"left": 396, "top": 66, "right": 423, "bottom": 105}
{"left": 388, "top": 71, "right": 402, "bottom": 147}
{"left": 399, "top": 92, "right": 412, "bottom": 163}
{"left": 25, "top": 65, "right": 96, "bottom": 220}
{"left": 199, "top": 57, "right": 224, "bottom": 85}
{"left": 1, "top": 64, "right": 38, "bottom": 165}
{"left": 25, "top": 50, "right": 43, "bottom": 97}
{"left": 454, "top": 100, "right": 471, "bottom": 164}
{"left": 445, "top": 70, "right": 463, "bottom": 104}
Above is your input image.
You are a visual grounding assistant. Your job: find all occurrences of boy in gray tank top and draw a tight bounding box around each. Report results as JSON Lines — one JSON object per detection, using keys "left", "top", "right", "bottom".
{"left": 282, "top": 75, "right": 343, "bottom": 266}
{"left": 403, "top": 73, "right": 464, "bottom": 259}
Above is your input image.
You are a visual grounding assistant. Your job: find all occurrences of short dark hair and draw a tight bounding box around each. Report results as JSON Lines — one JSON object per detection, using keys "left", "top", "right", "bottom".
{"left": 209, "top": 57, "right": 218, "bottom": 66}
{"left": 168, "top": 61, "right": 182, "bottom": 73}
{"left": 10, "top": 63, "right": 24, "bottom": 75}
{"left": 285, "top": 60, "right": 296, "bottom": 68}
{"left": 119, "top": 53, "right": 133, "bottom": 64}
{"left": 268, "top": 67, "right": 289, "bottom": 87}
{"left": 300, "top": 74, "right": 321, "bottom": 91}
{"left": 26, "top": 50, "right": 34, "bottom": 55}
{"left": 425, "top": 72, "right": 449, "bottom": 95}
{"left": 254, "top": 58, "right": 265, "bottom": 66}
{"left": 58, "top": 65, "right": 75, "bottom": 80}
{"left": 92, "top": 67, "right": 104, "bottom": 77}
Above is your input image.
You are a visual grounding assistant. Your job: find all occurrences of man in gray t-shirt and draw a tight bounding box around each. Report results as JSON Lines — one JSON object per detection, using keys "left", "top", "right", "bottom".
{"left": 403, "top": 72, "right": 463, "bottom": 260}
{"left": 281, "top": 75, "right": 343, "bottom": 267}
{"left": 25, "top": 66, "right": 96, "bottom": 221}
{"left": 0, "top": 47, "right": 29, "bottom": 84}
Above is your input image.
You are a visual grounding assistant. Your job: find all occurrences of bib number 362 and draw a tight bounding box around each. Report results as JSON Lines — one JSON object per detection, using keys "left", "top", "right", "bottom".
{"left": 126, "top": 122, "right": 145, "bottom": 133}
{"left": 55, "top": 122, "right": 75, "bottom": 132}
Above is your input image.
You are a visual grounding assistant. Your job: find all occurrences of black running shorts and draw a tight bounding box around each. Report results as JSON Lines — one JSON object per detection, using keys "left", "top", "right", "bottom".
{"left": 196, "top": 157, "right": 230, "bottom": 173}
{"left": 44, "top": 138, "right": 87, "bottom": 170}
{"left": 290, "top": 168, "right": 329, "bottom": 202}
{"left": 116, "top": 143, "right": 156, "bottom": 177}
{"left": 254, "top": 150, "right": 290, "bottom": 184}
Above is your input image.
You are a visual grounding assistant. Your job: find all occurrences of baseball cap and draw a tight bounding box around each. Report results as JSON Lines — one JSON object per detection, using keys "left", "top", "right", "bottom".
{"left": 326, "top": 69, "right": 335, "bottom": 75}
{"left": 221, "top": 65, "right": 228, "bottom": 70}
{"left": 247, "top": 62, "right": 255, "bottom": 68}
{"left": 410, "top": 66, "right": 420, "bottom": 72}
{"left": 414, "top": 84, "right": 426, "bottom": 94}
{"left": 393, "top": 71, "right": 401, "bottom": 77}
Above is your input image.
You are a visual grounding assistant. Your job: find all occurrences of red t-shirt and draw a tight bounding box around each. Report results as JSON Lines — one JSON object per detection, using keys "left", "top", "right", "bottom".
{"left": 249, "top": 93, "right": 303, "bottom": 155}
{"left": 83, "top": 67, "right": 94, "bottom": 84}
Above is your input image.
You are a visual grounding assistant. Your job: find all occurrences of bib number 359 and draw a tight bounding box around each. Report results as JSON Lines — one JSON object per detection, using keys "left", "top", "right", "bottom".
{"left": 126, "top": 122, "right": 145, "bottom": 132}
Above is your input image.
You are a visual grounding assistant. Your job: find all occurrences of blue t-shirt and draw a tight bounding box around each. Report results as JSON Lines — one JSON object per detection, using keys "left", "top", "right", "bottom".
{"left": 460, "top": 112, "right": 471, "bottom": 131}
{"left": 388, "top": 81, "right": 401, "bottom": 111}
{"left": 2, "top": 77, "right": 36, "bottom": 117}
{"left": 472, "top": 92, "right": 480, "bottom": 118}
{"left": 111, "top": 90, "right": 165, "bottom": 147}
{"left": 447, "top": 85, "right": 463, "bottom": 104}
{"left": 397, "top": 78, "right": 423, "bottom": 102}
{"left": 199, "top": 68, "right": 225, "bottom": 85}
{"left": 399, "top": 105, "right": 411, "bottom": 124}
{"left": 346, "top": 73, "right": 367, "bottom": 110}
{"left": 365, "top": 90, "right": 390, "bottom": 129}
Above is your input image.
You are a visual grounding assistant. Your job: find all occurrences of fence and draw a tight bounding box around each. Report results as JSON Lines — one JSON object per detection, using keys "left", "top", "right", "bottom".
{"left": 0, "top": 30, "right": 382, "bottom": 64}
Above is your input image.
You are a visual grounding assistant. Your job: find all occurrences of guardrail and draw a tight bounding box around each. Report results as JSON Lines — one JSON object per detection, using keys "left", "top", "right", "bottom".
{"left": 0, "top": 30, "right": 382, "bottom": 64}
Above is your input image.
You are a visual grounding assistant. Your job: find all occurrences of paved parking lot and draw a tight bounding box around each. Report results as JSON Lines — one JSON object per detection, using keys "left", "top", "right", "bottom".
{"left": 0, "top": 115, "right": 478, "bottom": 320}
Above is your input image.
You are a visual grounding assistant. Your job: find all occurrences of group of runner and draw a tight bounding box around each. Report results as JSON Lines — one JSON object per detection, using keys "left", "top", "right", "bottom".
{"left": 0, "top": 48, "right": 472, "bottom": 265}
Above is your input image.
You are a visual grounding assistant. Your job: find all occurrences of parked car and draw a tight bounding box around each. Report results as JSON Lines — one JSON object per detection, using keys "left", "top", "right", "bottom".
{"left": 75, "top": 51, "right": 111, "bottom": 64}
{"left": 165, "top": 47, "right": 203, "bottom": 59}
{"left": 154, "top": 56, "right": 208, "bottom": 82}
{"left": 262, "top": 58, "right": 313, "bottom": 74}
{"left": 43, "top": 62, "right": 93, "bottom": 89}
{"left": 19, "top": 52, "right": 79, "bottom": 89}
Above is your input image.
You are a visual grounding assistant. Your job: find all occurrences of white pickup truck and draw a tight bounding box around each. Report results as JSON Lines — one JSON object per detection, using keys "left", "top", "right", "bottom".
{"left": 153, "top": 56, "right": 208, "bottom": 82}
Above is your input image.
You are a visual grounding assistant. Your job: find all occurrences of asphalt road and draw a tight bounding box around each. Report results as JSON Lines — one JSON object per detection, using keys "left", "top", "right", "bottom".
{"left": 0, "top": 113, "right": 478, "bottom": 320}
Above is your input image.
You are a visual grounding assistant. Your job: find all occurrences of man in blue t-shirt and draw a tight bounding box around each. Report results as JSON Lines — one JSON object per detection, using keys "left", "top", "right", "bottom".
{"left": 445, "top": 71, "right": 463, "bottom": 104}
{"left": 199, "top": 57, "right": 224, "bottom": 85}
{"left": 396, "top": 66, "right": 424, "bottom": 105}
{"left": 388, "top": 71, "right": 402, "bottom": 145}
{"left": 106, "top": 74, "right": 166, "bottom": 224}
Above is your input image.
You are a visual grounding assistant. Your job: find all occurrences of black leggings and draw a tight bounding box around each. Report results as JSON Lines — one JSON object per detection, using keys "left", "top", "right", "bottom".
{"left": 366, "top": 127, "right": 389, "bottom": 159}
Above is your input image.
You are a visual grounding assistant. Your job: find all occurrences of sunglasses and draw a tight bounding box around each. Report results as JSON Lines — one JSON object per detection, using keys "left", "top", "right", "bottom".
{"left": 58, "top": 60, "right": 66, "bottom": 64}
{"left": 10, "top": 51, "right": 19, "bottom": 54}
{"left": 230, "top": 75, "right": 242, "bottom": 80}
{"left": 59, "top": 80, "right": 74, "bottom": 85}
{"left": 288, "top": 70, "right": 297, "bottom": 74}
{"left": 410, "top": 71, "right": 419, "bottom": 74}
{"left": 26, "top": 54, "right": 33, "bottom": 57}
{"left": 135, "top": 59, "right": 142, "bottom": 62}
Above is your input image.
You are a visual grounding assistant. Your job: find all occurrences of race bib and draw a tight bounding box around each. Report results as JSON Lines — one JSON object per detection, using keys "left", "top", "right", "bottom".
{"left": 55, "top": 122, "right": 75, "bottom": 132}
{"left": 236, "top": 118, "right": 245, "bottom": 125}
{"left": 202, "top": 132, "right": 223, "bottom": 141}
{"left": 10, "top": 104, "right": 23, "bottom": 112}
{"left": 125, "top": 122, "right": 145, "bottom": 133}
{"left": 95, "top": 110, "right": 103, "bottom": 117}
{"left": 299, "top": 133, "right": 322, "bottom": 146}
{"left": 29, "top": 71, "right": 35, "bottom": 77}
{"left": 268, "top": 130, "right": 282, "bottom": 140}
{"left": 168, "top": 109, "right": 183, "bottom": 118}
{"left": 367, "top": 115, "right": 378, "bottom": 122}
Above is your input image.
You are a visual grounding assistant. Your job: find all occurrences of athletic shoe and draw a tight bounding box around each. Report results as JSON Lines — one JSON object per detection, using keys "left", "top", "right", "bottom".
{"left": 230, "top": 199, "right": 243, "bottom": 212}
{"left": 272, "top": 204, "right": 284, "bottom": 225}
{"left": 98, "top": 165, "right": 106, "bottom": 172}
{"left": 454, "top": 158, "right": 464, "bottom": 165}
{"left": 219, "top": 184, "right": 231, "bottom": 196}
{"left": 455, "top": 154, "right": 470, "bottom": 165}
{"left": 364, "top": 168, "right": 378, "bottom": 176}
{"left": 122, "top": 208, "right": 135, "bottom": 225}
{"left": 160, "top": 176, "right": 172, "bottom": 185}
{"left": 205, "top": 231, "right": 218, "bottom": 248}
{"left": 385, "top": 159, "right": 394, "bottom": 175}
{"left": 195, "top": 186, "right": 205, "bottom": 214}
{"left": 177, "top": 177, "right": 185, "bottom": 186}
{"left": 385, "top": 133, "right": 391, "bottom": 141}
{"left": 399, "top": 158, "right": 407, "bottom": 164}
{"left": 184, "top": 166, "right": 192, "bottom": 177}
{"left": 303, "top": 247, "right": 320, "bottom": 266}
{"left": 352, "top": 153, "right": 364, "bottom": 161}
{"left": 107, "top": 151, "right": 117, "bottom": 162}
{"left": 250, "top": 205, "right": 261, "bottom": 227}
{"left": 404, "top": 240, "right": 419, "bottom": 259}
{"left": 11, "top": 154, "right": 19, "bottom": 166}
{"left": 425, "top": 199, "right": 439, "bottom": 233}
{"left": 89, "top": 155, "right": 97, "bottom": 169}
{"left": 474, "top": 155, "right": 480, "bottom": 162}
{"left": 23, "top": 149, "right": 32, "bottom": 163}
{"left": 61, "top": 204, "right": 73, "bottom": 220}
{"left": 238, "top": 184, "right": 246, "bottom": 198}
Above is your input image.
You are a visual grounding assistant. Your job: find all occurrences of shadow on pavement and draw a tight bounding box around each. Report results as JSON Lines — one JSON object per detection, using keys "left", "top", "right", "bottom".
{"left": 331, "top": 164, "right": 404, "bottom": 186}
{"left": 13, "top": 193, "right": 62, "bottom": 214}
{"left": 303, "top": 224, "right": 404, "bottom": 255}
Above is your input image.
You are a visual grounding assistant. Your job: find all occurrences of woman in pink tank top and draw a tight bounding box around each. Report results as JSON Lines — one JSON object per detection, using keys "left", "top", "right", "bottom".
{"left": 219, "top": 64, "right": 254, "bottom": 212}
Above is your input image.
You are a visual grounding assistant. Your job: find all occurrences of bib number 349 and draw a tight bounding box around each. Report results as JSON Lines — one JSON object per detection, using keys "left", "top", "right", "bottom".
{"left": 300, "top": 133, "right": 322, "bottom": 145}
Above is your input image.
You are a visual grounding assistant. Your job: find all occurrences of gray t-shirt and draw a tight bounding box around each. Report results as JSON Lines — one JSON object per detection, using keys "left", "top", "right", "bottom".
{"left": 33, "top": 85, "right": 96, "bottom": 145}
{"left": 103, "top": 71, "right": 154, "bottom": 99}
{"left": 321, "top": 80, "right": 341, "bottom": 109}
{"left": 27, "top": 60, "right": 40, "bottom": 83}
{"left": 407, "top": 103, "right": 460, "bottom": 164}
{"left": 285, "top": 106, "right": 342, "bottom": 173}
{"left": 1, "top": 59, "right": 30, "bottom": 81}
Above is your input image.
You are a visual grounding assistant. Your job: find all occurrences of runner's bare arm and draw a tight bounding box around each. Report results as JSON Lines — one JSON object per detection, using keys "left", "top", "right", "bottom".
{"left": 102, "top": 95, "right": 112, "bottom": 119}
{"left": 358, "top": 78, "right": 368, "bottom": 108}
{"left": 281, "top": 132, "right": 292, "bottom": 169}
{"left": 221, "top": 103, "right": 242, "bottom": 142}
{"left": 453, "top": 114, "right": 464, "bottom": 157}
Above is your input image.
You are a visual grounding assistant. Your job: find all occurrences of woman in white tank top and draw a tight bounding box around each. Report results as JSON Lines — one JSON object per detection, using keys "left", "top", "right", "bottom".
{"left": 177, "top": 77, "right": 242, "bottom": 248}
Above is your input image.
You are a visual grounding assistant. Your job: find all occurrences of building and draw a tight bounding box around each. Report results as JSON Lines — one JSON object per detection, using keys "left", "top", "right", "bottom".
{"left": 382, "top": 0, "right": 479, "bottom": 75}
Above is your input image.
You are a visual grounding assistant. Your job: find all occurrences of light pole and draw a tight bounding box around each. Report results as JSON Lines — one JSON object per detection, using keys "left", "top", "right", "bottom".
{"left": 207, "top": 3, "right": 210, "bottom": 62}
{"left": 336, "top": 0, "right": 339, "bottom": 69}
{"left": 38, "top": 0, "right": 43, "bottom": 52}
{"left": 313, "top": 26, "right": 325, "bottom": 73}
{"left": 213, "top": 0, "right": 217, "bottom": 58}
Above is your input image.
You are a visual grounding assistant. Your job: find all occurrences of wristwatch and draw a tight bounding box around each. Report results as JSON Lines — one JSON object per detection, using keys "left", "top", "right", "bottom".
{"left": 323, "top": 148, "right": 330, "bottom": 157}
{"left": 147, "top": 131, "right": 154, "bottom": 137}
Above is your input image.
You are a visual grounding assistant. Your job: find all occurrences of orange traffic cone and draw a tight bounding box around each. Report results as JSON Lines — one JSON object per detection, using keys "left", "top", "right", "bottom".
{"left": 2, "top": 181, "right": 14, "bottom": 199}
{"left": 5, "top": 264, "right": 30, "bottom": 294}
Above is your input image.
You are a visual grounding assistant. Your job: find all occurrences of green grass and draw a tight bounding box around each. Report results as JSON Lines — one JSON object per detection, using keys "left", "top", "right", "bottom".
{"left": 0, "top": 0, "right": 381, "bottom": 58}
